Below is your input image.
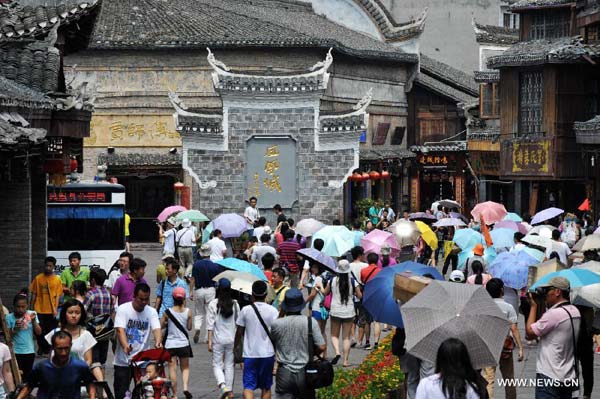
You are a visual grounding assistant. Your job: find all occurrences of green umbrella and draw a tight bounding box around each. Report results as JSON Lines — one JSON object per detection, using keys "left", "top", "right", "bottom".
{"left": 175, "top": 209, "right": 210, "bottom": 223}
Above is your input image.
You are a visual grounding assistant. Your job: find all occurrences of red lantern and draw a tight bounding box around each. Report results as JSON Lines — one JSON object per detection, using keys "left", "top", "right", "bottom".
{"left": 173, "top": 182, "right": 185, "bottom": 191}
{"left": 369, "top": 171, "right": 381, "bottom": 180}
{"left": 361, "top": 172, "right": 370, "bottom": 181}
{"left": 381, "top": 170, "right": 390, "bottom": 179}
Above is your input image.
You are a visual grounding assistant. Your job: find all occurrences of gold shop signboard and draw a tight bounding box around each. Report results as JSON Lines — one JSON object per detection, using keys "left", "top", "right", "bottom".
{"left": 85, "top": 115, "right": 182, "bottom": 147}
{"left": 511, "top": 140, "right": 550, "bottom": 174}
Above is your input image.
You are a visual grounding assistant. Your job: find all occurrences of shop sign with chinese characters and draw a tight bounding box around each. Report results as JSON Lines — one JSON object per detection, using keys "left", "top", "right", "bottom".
{"left": 245, "top": 137, "right": 297, "bottom": 208}
{"left": 84, "top": 115, "right": 181, "bottom": 147}
{"left": 512, "top": 140, "right": 550, "bottom": 174}
{"left": 417, "top": 154, "right": 450, "bottom": 167}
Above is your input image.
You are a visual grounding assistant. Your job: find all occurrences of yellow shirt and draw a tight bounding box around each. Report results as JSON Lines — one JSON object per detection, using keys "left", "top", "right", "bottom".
{"left": 29, "top": 273, "right": 63, "bottom": 314}
{"left": 124, "top": 213, "right": 131, "bottom": 237}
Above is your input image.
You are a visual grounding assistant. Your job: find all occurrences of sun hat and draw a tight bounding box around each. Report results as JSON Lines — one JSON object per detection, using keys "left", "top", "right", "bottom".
{"left": 449, "top": 270, "right": 465, "bottom": 283}
{"left": 181, "top": 218, "right": 192, "bottom": 228}
{"left": 537, "top": 276, "right": 570, "bottom": 291}
{"left": 281, "top": 288, "right": 306, "bottom": 312}
{"left": 473, "top": 243, "right": 485, "bottom": 256}
{"left": 199, "top": 244, "right": 211, "bottom": 257}
{"left": 338, "top": 259, "right": 351, "bottom": 273}
{"left": 172, "top": 287, "right": 186, "bottom": 299}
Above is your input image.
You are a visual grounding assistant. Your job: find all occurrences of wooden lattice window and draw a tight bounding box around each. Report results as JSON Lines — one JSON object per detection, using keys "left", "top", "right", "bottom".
{"left": 530, "top": 11, "right": 570, "bottom": 39}
{"left": 480, "top": 83, "right": 500, "bottom": 118}
{"left": 519, "top": 71, "right": 543, "bottom": 135}
{"left": 587, "top": 24, "right": 600, "bottom": 43}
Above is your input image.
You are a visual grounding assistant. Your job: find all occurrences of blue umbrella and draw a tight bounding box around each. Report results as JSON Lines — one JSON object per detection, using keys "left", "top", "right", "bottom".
{"left": 362, "top": 262, "right": 444, "bottom": 327}
{"left": 490, "top": 228, "right": 516, "bottom": 249}
{"left": 503, "top": 212, "right": 523, "bottom": 222}
{"left": 297, "top": 248, "right": 337, "bottom": 273}
{"left": 530, "top": 269, "right": 600, "bottom": 291}
{"left": 489, "top": 251, "right": 538, "bottom": 289}
{"left": 520, "top": 247, "right": 545, "bottom": 262}
{"left": 458, "top": 246, "right": 497, "bottom": 269}
{"left": 454, "top": 228, "right": 485, "bottom": 250}
{"left": 216, "top": 258, "right": 267, "bottom": 281}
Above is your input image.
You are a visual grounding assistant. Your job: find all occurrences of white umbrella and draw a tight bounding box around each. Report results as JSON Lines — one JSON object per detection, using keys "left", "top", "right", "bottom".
{"left": 528, "top": 225, "right": 557, "bottom": 239}
{"left": 433, "top": 218, "right": 467, "bottom": 228}
{"left": 522, "top": 234, "right": 553, "bottom": 250}
{"left": 213, "top": 270, "right": 275, "bottom": 297}
{"left": 571, "top": 261, "right": 600, "bottom": 307}
{"left": 572, "top": 235, "right": 600, "bottom": 252}
{"left": 295, "top": 218, "right": 326, "bottom": 237}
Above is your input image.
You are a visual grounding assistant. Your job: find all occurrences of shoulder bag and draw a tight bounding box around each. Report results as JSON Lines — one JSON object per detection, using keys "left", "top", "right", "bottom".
{"left": 164, "top": 308, "right": 193, "bottom": 357}
{"left": 250, "top": 303, "right": 275, "bottom": 346}
{"left": 86, "top": 313, "right": 114, "bottom": 342}
{"left": 559, "top": 303, "right": 581, "bottom": 388}
{"left": 305, "top": 316, "right": 334, "bottom": 389}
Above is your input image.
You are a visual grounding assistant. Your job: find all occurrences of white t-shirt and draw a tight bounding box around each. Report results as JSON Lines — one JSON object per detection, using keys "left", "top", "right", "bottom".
{"left": 0, "top": 343, "right": 10, "bottom": 385}
{"left": 310, "top": 276, "right": 324, "bottom": 312}
{"left": 253, "top": 226, "right": 270, "bottom": 239}
{"left": 244, "top": 206, "right": 260, "bottom": 229}
{"left": 545, "top": 241, "right": 572, "bottom": 265}
{"left": 350, "top": 261, "right": 368, "bottom": 285}
{"left": 113, "top": 302, "right": 161, "bottom": 367}
{"left": 105, "top": 269, "right": 123, "bottom": 290}
{"left": 208, "top": 237, "right": 227, "bottom": 261}
{"left": 251, "top": 244, "right": 277, "bottom": 269}
{"left": 45, "top": 328, "right": 97, "bottom": 361}
{"left": 176, "top": 226, "right": 197, "bottom": 247}
{"left": 494, "top": 298, "right": 518, "bottom": 324}
{"left": 330, "top": 274, "right": 356, "bottom": 319}
{"left": 206, "top": 299, "right": 240, "bottom": 345}
{"left": 236, "top": 302, "right": 278, "bottom": 358}
{"left": 416, "top": 374, "right": 480, "bottom": 399}
{"left": 165, "top": 308, "right": 191, "bottom": 349}
{"left": 163, "top": 228, "right": 177, "bottom": 255}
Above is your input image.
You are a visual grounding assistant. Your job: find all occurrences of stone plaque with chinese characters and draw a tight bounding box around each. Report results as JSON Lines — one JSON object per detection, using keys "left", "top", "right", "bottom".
{"left": 512, "top": 140, "right": 550, "bottom": 174}
{"left": 245, "top": 137, "right": 297, "bottom": 208}
{"left": 84, "top": 115, "right": 182, "bottom": 147}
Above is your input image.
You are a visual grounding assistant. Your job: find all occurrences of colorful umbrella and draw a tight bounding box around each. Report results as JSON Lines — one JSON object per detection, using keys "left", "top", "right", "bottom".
{"left": 433, "top": 218, "right": 467, "bottom": 228}
{"left": 529, "top": 269, "right": 600, "bottom": 291}
{"left": 572, "top": 235, "right": 600, "bottom": 252}
{"left": 175, "top": 209, "right": 210, "bottom": 223}
{"left": 503, "top": 212, "right": 523, "bottom": 222}
{"left": 531, "top": 207, "right": 564, "bottom": 226}
{"left": 215, "top": 258, "right": 267, "bottom": 281}
{"left": 571, "top": 261, "right": 600, "bottom": 307}
{"left": 415, "top": 221, "right": 438, "bottom": 250}
{"left": 297, "top": 248, "right": 337, "bottom": 273}
{"left": 453, "top": 228, "right": 484, "bottom": 250}
{"left": 361, "top": 229, "right": 400, "bottom": 256}
{"left": 494, "top": 220, "right": 528, "bottom": 234}
{"left": 202, "top": 222, "right": 213, "bottom": 244}
{"left": 294, "top": 218, "right": 326, "bottom": 237}
{"left": 528, "top": 225, "right": 557, "bottom": 238}
{"left": 438, "top": 199, "right": 461, "bottom": 209}
{"left": 471, "top": 201, "right": 508, "bottom": 224}
{"left": 157, "top": 205, "right": 187, "bottom": 222}
{"left": 489, "top": 251, "right": 538, "bottom": 289}
{"left": 389, "top": 220, "right": 421, "bottom": 248}
{"left": 211, "top": 213, "right": 248, "bottom": 238}
{"left": 401, "top": 281, "right": 511, "bottom": 369}
{"left": 363, "top": 262, "right": 443, "bottom": 327}
{"left": 458, "top": 246, "right": 497, "bottom": 269}
{"left": 490, "top": 228, "right": 517, "bottom": 249}
{"left": 312, "top": 225, "right": 355, "bottom": 257}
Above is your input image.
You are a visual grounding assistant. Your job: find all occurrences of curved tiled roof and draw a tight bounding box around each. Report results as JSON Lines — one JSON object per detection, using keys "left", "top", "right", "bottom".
{"left": 0, "top": 75, "right": 53, "bottom": 109}
{"left": 420, "top": 54, "right": 479, "bottom": 97}
{"left": 0, "top": 0, "right": 99, "bottom": 41}
{"left": 510, "top": 0, "right": 574, "bottom": 11}
{"left": 89, "top": 0, "right": 418, "bottom": 63}
{"left": 473, "top": 21, "right": 519, "bottom": 45}
{"left": 353, "top": 0, "right": 427, "bottom": 42}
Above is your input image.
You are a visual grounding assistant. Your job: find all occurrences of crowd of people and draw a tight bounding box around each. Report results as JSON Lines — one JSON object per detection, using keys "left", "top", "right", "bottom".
{"left": 1, "top": 197, "right": 599, "bottom": 399}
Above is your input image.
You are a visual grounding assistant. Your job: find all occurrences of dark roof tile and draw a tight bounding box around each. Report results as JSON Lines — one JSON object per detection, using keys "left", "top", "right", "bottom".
{"left": 0, "top": 118, "right": 46, "bottom": 146}
{"left": 420, "top": 54, "right": 479, "bottom": 97}
{"left": 473, "top": 21, "right": 519, "bottom": 45}
{"left": 510, "top": 0, "right": 574, "bottom": 11}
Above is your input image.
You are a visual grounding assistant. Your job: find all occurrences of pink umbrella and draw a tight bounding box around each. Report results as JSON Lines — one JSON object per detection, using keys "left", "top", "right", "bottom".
{"left": 494, "top": 220, "right": 528, "bottom": 235}
{"left": 157, "top": 205, "right": 187, "bottom": 222}
{"left": 471, "top": 201, "right": 508, "bottom": 224}
{"left": 360, "top": 229, "right": 400, "bottom": 256}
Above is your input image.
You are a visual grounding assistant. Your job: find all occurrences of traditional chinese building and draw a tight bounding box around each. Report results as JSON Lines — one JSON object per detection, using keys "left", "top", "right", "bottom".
{"left": 406, "top": 55, "right": 479, "bottom": 213}
{"left": 0, "top": 0, "right": 94, "bottom": 305}
{"left": 63, "top": 0, "right": 423, "bottom": 232}
{"left": 487, "top": 0, "right": 600, "bottom": 216}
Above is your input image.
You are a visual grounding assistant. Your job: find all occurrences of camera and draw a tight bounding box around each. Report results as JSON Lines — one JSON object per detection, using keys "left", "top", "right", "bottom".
{"left": 533, "top": 286, "right": 549, "bottom": 297}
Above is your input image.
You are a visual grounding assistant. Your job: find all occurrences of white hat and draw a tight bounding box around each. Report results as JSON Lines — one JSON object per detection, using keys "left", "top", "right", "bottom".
{"left": 182, "top": 218, "right": 192, "bottom": 228}
{"left": 449, "top": 270, "right": 465, "bottom": 283}
{"left": 338, "top": 259, "right": 351, "bottom": 273}
{"left": 167, "top": 217, "right": 177, "bottom": 226}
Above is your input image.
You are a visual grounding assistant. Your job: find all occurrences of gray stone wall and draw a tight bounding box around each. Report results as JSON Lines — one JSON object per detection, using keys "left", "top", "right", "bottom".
{"left": 187, "top": 106, "right": 353, "bottom": 225}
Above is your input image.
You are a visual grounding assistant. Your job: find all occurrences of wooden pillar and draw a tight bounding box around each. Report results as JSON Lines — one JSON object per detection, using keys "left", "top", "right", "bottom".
{"left": 410, "top": 172, "right": 420, "bottom": 212}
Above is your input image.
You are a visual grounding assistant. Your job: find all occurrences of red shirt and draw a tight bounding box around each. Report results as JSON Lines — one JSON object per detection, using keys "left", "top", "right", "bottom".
{"left": 360, "top": 264, "right": 381, "bottom": 284}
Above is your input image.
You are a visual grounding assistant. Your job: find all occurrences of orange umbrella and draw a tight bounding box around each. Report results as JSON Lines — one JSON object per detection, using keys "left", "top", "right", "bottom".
{"left": 578, "top": 198, "right": 591, "bottom": 212}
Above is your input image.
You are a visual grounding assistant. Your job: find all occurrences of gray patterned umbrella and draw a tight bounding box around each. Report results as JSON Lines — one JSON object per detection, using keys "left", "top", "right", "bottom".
{"left": 400, "top": 280, "right": 510, "bottom": 369}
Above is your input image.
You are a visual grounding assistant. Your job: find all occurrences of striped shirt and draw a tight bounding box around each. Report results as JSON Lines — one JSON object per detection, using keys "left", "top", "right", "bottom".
{"left": 84, "top": 286, "right": 113, "bottom": 317}
{"left": 277, "top": 239, "right": 301, "bottom": 274}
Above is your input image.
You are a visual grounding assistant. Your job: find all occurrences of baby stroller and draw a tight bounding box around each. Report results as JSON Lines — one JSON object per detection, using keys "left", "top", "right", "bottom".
{"left": 130, "top": 348, "right": 174, "bottom": 399}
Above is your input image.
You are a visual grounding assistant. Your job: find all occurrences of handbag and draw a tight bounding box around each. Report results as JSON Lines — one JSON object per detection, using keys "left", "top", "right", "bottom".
{"left": 86, "top": 314, "right": 114, "bottom": 342}
{"left": 305, "top": 316, "right": 334, "bottom": 389}
{"left": 501, "top": 334, "right": 515, "bottom": 359}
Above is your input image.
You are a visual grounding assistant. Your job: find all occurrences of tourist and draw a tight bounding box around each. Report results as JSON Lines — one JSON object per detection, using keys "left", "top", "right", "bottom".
{"left": 106, "top": 252, "right": 133, "bottom": 292}
{"left": 378, "top": 245, "right": 397, "bottom": 268}
{"left": 16, "top": 330, "right": 96, "bottom": 399}
{"left": 277, "top": 229, "right": 302, "bottom": 288}
{"left": 545, "top": 229, "right": 572, "bottom": 266}
{"left": 466, "top": 261, "right": 492, "bottom": 286}
{"left": 0, "top": 341, "right": 15, "bottom": 399}
{"left": 415, "top": 237, "right": 434, "bottom": 265}
{"left": 483, "top": 278, "right": 524, "bottom": 399}
{"left": 262, "top": 253, "right": 275, "bottom": 283}
{"left": 159, "top": 217, "right": 178, "bottom": 257}
{"left": 300, "top": 239, "right": 324, "bottom": 294}
{"left": 29, "top": 256, "right": 62, "bottom": 355}
{"left": 71, "top": 280, "right": 87, "bottom": 303}
{"left": 60, "top": 252, "right": 90, "bottom": 302}
{"left": 270, "top": 268, "right": 290, "bottom": 311}
{"left": 253, "top": 217, "right": 270, "bottom": 239}
{"left": 322, "top": 260, "right": 362, "bottom": 366}
{"left": 415, "top": 338, "right": 487, "bottom": 399}
{"left": 271, "top": 288, "right": 326, "bottom": 399}
{"left": 393, "top": 328, "right": 434, "bottom": 399}
{"left": 113, "top": 283, "right": 162, "bottom": 398}
{"left": 349, "top": 246, "right": 367, "bottom": 348}
{"left": 111, "top": 257, "right": 147, "bottom": 306}
{"left": 234, "top": 280, "right": 279, "bottom": 399}
{"left": 526, "top": 276, "right": 581, "bottom": 398}
{"left": 251, "top": 234, "right": 277, "bottom": 269}
{"left": 191, "top": 245, "right": 222, "bottom": 344}
{"left": 83, "top": 268, "right": 112, "bottom": 380}
{"left": 305, "top": 262, "right": 328, "bottom": 355}
{"left": 368, "top": 203, "right": 380, "bottom": 225}
{"left": 155, "top": 257, "right": 188, "bottom": 317}
{"left": 207, "top": 278, "right": 240, "bottom": 399}
{"left": 244, "top": 196, "right": 260, "bottom": 235}
{"left": 176, "top": 218, "right": 198, "bottom": 277}
{"left": 365, "top": 220, "right": 375, "bottom": 234}
{"left": 273, "top": 204, "right": 287, "bottom": 224}
{"left": 378, "top": 201, "right": 396, "bottom": 222}
{"left": 140, "top": 363, "right": 169, "bottom": 399}
{"left": 208, "top": 229, "right": 228, "bottom": 262}
{"left": 6, "top": 291, "right": 41, "bottom": 381}
{"left": 45, "top": 300, "right": 101, "bottom": 381}
{"left": 463, "top": 244, "right": 488, "bottom": 276}
{"left": 161, "top": 287, "right": 193, "bottom": 399}
{"left": 359, "top": 253, "right": 382, "bottom": 349}
{"left": 441, "top": 227, "right": 459, "bottom": 276}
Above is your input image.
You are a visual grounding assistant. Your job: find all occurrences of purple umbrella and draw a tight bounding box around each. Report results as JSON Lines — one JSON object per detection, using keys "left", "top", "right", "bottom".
{"left": 409, "top": 212, "right": 437, "bottom": 224}
{"left": 450, "top": 212, "right": 469, "bottom": 223}
{"left": 494, "top": 220, "right": 528, "bottom": 235}
{"left": 157, "top": 205, "right": 187, "bottom": 222}
{"left": 361, "top": 229, "right": 400, "bottom": 256}
{"left": 531, "top": 207, "right": 564, "bottom": 225}
{"left": 212, "top": 213, "right": 248, "bottom": 238}
{"left": 297, "top": 248, "right": 337, "bottom": 273}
